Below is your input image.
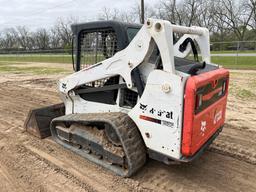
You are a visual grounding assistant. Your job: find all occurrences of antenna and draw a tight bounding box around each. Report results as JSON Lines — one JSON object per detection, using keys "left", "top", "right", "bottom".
{"left": 141, "top": 0, "right": 145, "bottom": 24}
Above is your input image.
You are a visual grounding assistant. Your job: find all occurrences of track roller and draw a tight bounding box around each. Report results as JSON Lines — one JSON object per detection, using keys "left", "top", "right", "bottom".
{"left": 50, "top": 112, "right": 146, "bottom": 177}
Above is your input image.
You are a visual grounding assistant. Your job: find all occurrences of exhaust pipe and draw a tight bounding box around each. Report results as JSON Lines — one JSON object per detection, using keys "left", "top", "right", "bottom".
{"left": 24, "top": 103, "right": 65, "bottom": 139}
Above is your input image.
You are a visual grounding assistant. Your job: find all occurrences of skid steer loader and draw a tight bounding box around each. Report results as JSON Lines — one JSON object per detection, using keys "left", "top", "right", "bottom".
{"left": 25, "top": 19, "right": 229, "bottom": 177}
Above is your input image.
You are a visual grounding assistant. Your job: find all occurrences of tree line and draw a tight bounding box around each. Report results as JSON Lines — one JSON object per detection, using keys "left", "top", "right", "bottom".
{"left": 1, "top": 0, "right": 256, "bottom": 51}
{"left": 0, "top": 19, "right": 73, "bottom": 51}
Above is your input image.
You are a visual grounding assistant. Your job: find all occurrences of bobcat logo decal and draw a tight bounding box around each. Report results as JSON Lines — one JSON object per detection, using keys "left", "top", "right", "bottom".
{"left": 139, "top": 103, "right": 148, "bottom": 113}
{"left": 200, "top": 121, "right": 207, "bottom": 136}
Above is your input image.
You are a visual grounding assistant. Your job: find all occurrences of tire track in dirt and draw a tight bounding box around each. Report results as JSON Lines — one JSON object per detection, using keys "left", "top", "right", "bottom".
{"left": 0, "top": 73, "right": 255, "bottom": 191}
{"left": 24, "top": 143, "right": 148, "bottom": 192}
{"left": 210, "top": 123, "right": 256, "bottom": 165}
{"left": 134, "top": 152, "right": 256, "bottom": 192}
{"left": 0, "top": 119, "right": 150, "bottom": 192}
{"left": 0, "top": 121, "right": 96, "bottom": 192}
{"left": 0, "top": 77, "right": 95, "bottom": 191}
{"left": 0, "top": 143, "right": 92, "bottom": 192}
{"left": 0, "top": 164, "right": 24, "bottom": 192}
{"left": 0, "top": 76, "right": 150, "bottom": 192}
{"left": 25, "top": 145, "right": 109, "bottom": 192}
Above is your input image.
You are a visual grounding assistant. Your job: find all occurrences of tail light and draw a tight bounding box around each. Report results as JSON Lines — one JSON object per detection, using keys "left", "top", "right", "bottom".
{"left": 222, "top": 80, "right": 227, "bottom": 95}
{"left": 195, "top": 94, "right": 203, "bottom": 110}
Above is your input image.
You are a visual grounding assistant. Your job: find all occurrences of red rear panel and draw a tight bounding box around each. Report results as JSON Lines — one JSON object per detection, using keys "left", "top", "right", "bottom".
{"left": 182, "top": 68, "right": 229, "bottom": 157}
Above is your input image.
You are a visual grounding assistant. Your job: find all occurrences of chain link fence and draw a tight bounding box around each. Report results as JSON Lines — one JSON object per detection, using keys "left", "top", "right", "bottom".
{"left": 210, "top": 41, "right": 256, "bottom": 69}
{"left": 211, "top": 41, "right": 256, "bottom": 52}
{"left": 0, "top": 49, "right": 73, "bottom": 64}
{"left": 0, "top": 41, "right": 256, "bottom": 69}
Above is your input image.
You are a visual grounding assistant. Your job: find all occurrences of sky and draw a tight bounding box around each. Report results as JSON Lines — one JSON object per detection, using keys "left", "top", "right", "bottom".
{"left": 0, "top": 0, "right": 159, "bottom": 30}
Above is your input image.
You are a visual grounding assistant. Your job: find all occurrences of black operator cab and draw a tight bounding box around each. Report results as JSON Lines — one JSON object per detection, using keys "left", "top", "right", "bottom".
{"left": 71, "top": 21, "right": 142, "bottom": 107}
{"left": 71, "top": 20, "right": 218, "bottom": 75}
{"left": 71, "top": 20, "right": 218, "bottom": 108}
{"left": 71, "top": 20, "right": 141, "bottom": 71}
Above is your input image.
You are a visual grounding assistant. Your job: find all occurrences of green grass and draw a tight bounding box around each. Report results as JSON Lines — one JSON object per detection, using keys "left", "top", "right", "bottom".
{"left": 228, "top": 83, "right": 256, "bottom": 99}
{"left": 0, "top": 54, "right": 104, "bottom": 64}
{"left": 211, "top": 50, "right": 256, "bottom": 54}
{"left": 0, "top": 53, "right": 106, "bottom": 76}
{"left": 211, "top": 56, "right": 256, "bottom": 69}
{"left": 0, "top": 54, "right": 256, "bottom": 70}
{"left": 236, "top": 89, "right": 256, "bottom": 99}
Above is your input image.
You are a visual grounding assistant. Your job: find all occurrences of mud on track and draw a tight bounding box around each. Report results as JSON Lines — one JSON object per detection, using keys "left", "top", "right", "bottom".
{"left": 0, "top": 71, "right": 255, "bottom": 192}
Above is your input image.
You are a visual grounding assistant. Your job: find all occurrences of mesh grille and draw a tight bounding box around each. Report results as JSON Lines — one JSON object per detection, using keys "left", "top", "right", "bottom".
{"left": 85, "top": 76, "right": 119, "bottom": 88}
{"left": 79, "top": 28, "right": 118, "bottom": 69}
{"left": 78, "top": 28, "right": 138, "bottom": 107}
{"left": 120, "top": 88, "right": 138, "bottom": 108}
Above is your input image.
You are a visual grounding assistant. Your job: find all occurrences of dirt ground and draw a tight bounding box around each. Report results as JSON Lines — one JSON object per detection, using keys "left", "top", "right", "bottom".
{"left": 0, "top": 69, "right": 255, "bottom": 192}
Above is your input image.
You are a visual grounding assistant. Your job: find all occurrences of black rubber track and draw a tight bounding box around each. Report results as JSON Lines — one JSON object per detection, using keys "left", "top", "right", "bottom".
{"left": 50, "top": 112, "right": 146, "bottom": 177}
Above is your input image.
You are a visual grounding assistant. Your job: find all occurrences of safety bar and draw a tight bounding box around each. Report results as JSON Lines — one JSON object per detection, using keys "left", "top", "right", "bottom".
{"left": 171, "top": 25, "right": 206, "bottom": 36}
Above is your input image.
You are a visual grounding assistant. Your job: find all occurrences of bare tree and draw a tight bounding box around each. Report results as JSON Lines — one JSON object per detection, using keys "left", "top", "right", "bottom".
{"left": 52, "top": 18, "right": 76, "bottom": 47}
{"left": 119, "top": 11, "right": 137, "bottom": 23}
{"left": 195, "top": 0, "right": 215, "bottom": 30}
{"left": 98, "top": 7, "right": 137, "bottom": 23}
{"left": 249, "top": 0, "right": 256, "bottom": 30}
{"left": 130, "top": 3, "right": 156, "bottom": 23}
{"left": 16, "top": 26, "right": 33, "bottom": 50}
{"left": 214, "top": 0, "right": 253, "bottom": 42}
{"left": 0, "top": 28, "right": 18, "bottom": 49}
{"left": 159, "top": 0, "right": 204, "bottom": 26}
{"left": 158, "top": 0, "right": 183, "bottom": 25}
{"left": 0, "top": 18, "right": 76, "bottom": 50}
{"left": 33, "top": 28, "right": 50, "bottom": 50}
{"left": 99, "top": 7, "right": 120, "bottom": 21}
{"left": 184, "top": 0, "right": 203, "bottom": 26}
{"left": 50, "top": 28, "right": 61, "bottom": 49}
{"left": 1, "top": 0, "right": 255, "bottom": 51}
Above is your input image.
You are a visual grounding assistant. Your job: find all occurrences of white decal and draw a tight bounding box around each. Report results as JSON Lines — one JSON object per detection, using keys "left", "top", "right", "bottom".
{"left": 200, "top": 121, "right": 207, "bottom": 136}
{"left": 214, "top": 110, "right": 222, "bottom": 124}
{"left": 161, "top": 120, "right": 174, "bottom": 128}
{"left": 139, "top": 103, "right": 173, "bottom": 119}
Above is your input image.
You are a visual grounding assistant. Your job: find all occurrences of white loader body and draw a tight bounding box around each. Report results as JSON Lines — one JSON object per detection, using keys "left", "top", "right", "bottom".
{"left": 58, "top": 19, "right": 211, "bottom": 160}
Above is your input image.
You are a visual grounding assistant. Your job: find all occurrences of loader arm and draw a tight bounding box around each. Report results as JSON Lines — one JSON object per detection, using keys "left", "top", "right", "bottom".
{"left": 58, "top": 19, "right": 210, "bottom": 95}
